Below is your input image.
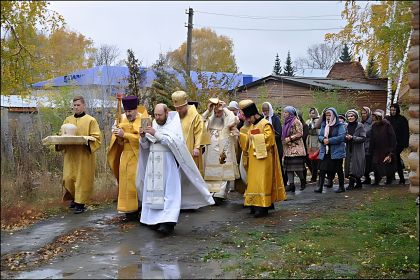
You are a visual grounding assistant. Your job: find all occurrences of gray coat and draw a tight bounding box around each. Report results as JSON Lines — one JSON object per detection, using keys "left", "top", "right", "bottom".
{"left": 344, "top": 122, "right": 366, "bottom": 178}
{"left": 361, "top": 116, "right": 372, "bottom": 155}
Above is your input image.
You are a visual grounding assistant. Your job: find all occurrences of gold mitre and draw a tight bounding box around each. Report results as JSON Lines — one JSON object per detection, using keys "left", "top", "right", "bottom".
{"left": 238, "top": 99, "right": 254, "bottom": 110}
{"left": 209, "top": 97, "right": 219, "bottom": 105}
{"left": 171, "top": 91, "right": 188, "bottom": 107}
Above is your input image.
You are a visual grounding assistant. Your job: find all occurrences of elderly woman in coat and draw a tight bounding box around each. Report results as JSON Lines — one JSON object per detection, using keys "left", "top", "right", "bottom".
{"left": 360, "top": 106, "right": 373, "bottom": 184}
{"left": 315, "top": 107, "right": 347, "bottom": 193}
{"left": 282, "top": 106, "right": 307, "bottom": 192}
{"left": 344, "top": 109, "right": 366, "bottom": 190}
{"left": 369, "top": 109, "right": 397, "bottom": 185}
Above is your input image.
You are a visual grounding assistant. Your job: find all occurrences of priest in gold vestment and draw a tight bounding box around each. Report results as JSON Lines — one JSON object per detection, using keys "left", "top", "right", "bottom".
{"left": 56, "top": 96, "right": 102, "bottom": 214}
{"left": 202, "top": 98, "right": 239, "bottom": 204}
{"left": 238, "top": 100, "right": 286, "bottom": 217}
{"left": 107, "top": 96, "right": 146, "bottom": 220}
{"left": 171, "top": 91, "right": 209, "bottom": 175}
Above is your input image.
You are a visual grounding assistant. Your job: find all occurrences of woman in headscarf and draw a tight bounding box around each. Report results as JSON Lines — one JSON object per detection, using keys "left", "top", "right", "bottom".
{"left": 306, "top": 107, "right": 320, "bottom": 182}
{"left": 315, "top": 107, "right": 347, "bottom": 193}
{"left": 344, "top": 109, "right": 366, "bottom": 190}
{"left": 369, "top": 109, "right": 397, "bottom": 185}
{"left": 282, "top": 106, "right": 307, "bottom": 192}
{"left": 262, "top": 102, "right": 286, "bottom": 186}
{"left": 360, "top": 106, "right": 373, "bottom": 184}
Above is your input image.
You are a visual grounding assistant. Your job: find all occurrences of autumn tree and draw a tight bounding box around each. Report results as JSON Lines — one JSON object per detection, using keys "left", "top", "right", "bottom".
{"left": 1, "top": 1, "right": 65, "bottom": 94}
{"left": 339, "top": 43, "right": 353, "bottom": 62}
{"left": 166, "top": 28, "right": 238, "bottom": 73}
{"left": 325, "top": 1, "right": 412, "bottom": 79}
{"left": 40, "top": 27, "right": 95, "bottom": 78}
{"left": 366, "top": 55, "right": 380, "bottom": 78}
{"left": 283, "top": 51, "right": 295, "bottom": 76}
{"left": 273, "top": 53, "right": 282, "bottom": 75}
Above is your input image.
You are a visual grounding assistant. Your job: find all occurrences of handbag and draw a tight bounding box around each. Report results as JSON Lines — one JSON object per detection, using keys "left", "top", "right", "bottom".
{"left": 308, "top": 149, "right": 320, "bottom": 160}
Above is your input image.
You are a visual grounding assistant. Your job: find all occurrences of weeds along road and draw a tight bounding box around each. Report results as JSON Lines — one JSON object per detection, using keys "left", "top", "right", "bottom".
{"left": 1, "top": 183, "right": 418, "bottom": 279}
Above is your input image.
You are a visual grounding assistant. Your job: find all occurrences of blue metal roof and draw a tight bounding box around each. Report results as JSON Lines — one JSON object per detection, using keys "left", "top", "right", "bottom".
{"left": 31, "top": 66, "right": 257, "bottom": 91}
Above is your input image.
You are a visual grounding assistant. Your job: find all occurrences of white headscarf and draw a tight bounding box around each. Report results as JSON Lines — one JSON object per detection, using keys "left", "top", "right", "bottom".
{"left": 262, "top": 102, "right": 274, "bottom": 124}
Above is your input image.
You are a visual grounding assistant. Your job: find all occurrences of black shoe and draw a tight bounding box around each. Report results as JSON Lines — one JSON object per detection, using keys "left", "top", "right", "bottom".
{"left": 149, "top": 224, "right": 160, "bottom": 231}
{"left": 399, "top": 179, "right": 406, "bottom": 185}
{"left": 213, "top": 197, "right": 224, "bottom": 206}
{"left": 268, "top": 203, "right": 275, "bottom": 210}
{"left": 249, "top": 206, "right": 256, "bottom": 214}
{"left": 254, "top": 207, "right": 268, "bottom": 218}
{"left": 125, "top": 212, "right": 139, "bottom": 221}
{"left": 74, "top": 207, "right": 85, "bottom": 214}
{"left": 299, "top": 184, "right": 306, "bottom": 191}
{"left": 361, "top": 178, "right": 371, "bottom": 185}
{"left": 73, "top": 203, "right": 85, "bottom": 214}
{"left": 157, "top": 222, "right": 175, "bottom": 235}
{"left": 286, "top": 184, "right": 295, "bottom": 192}
{"left": 68, "top": 200, "right": 76, "bottom": 209}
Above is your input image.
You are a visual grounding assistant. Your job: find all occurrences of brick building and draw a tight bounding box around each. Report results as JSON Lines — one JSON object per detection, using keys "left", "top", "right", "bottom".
{"left": 233, "top": 61, "right": 387, "bottom": 111}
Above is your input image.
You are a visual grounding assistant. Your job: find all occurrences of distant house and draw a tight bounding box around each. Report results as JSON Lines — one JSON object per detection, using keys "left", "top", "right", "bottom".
{"left": 233, "top": 61, "right": 387, "bottom": 111}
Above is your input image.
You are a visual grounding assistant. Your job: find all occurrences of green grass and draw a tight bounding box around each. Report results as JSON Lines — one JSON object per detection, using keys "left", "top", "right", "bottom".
{"left": 214, "top": 191, "right": 419, "bottom": 279}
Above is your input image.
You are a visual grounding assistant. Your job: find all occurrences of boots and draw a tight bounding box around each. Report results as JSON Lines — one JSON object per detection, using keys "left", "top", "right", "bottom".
{"left": 355, "top": 178, "right": 363, "bottom": 189}
{"left": 361, "top": 176, "right": 371, "bottom": 185}
{"left": 314, "top": 176, "right": 324, "bottom": 193}
{"left": 254, "top": 207, "right": 268, "bottom": 218}
{"left": 286, "top": 183, "right": 296, "bottom": 192}
{"left": 347, "top": 177, "right": 355, "bottom": 190}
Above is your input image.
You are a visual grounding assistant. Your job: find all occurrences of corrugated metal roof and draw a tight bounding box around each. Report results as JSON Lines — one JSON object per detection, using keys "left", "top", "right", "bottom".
{"left": 31, "top": 66, "right": 256, "bottom": 91}
{"left": 285, "top": 77, "right": 385, "bottom": 91}
{"left": 1, "top": 95, "right": 116, "bottom": 109}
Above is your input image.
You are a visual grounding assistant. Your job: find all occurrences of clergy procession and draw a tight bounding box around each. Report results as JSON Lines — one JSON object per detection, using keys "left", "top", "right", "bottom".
{"left": 56, "top": 92, "right": 409, "bottom": 236}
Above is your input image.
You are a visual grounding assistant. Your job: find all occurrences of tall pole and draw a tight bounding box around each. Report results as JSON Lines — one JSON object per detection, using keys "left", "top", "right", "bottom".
{"left": 186, "top": 7, "right": 193, "bottom": 77}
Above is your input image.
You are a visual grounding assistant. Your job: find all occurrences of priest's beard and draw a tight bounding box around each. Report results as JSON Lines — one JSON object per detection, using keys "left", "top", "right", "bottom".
{"left": 156, "top": 117, "right": 167, "bottom": 126}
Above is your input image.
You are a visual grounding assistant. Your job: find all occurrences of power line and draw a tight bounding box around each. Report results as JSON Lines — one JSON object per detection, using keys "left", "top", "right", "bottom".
{"left": 194, "top": 25, "right": 343, "bottom": 32}
{"left": 195, "top": 10, "right": 342, "bottom": 20}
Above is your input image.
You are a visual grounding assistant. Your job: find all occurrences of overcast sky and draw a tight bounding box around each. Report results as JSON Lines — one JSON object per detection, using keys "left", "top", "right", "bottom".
{"left": 49, "top": 1, "right": 347, "bottom": 77}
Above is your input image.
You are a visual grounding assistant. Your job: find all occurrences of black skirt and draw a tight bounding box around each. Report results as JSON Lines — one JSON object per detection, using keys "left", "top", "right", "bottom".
{"left": 319, "top": 153, "right": 343, "bottom": 172}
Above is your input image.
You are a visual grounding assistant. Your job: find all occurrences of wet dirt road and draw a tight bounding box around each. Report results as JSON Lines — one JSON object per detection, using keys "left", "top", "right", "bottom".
{"left": 0, "top": 183, "right": 413, "bottom": 279}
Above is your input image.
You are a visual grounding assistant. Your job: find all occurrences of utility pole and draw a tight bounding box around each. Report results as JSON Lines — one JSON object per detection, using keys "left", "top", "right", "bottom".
{"left": 185, "top": 7, "right": 193, "bottom": 77}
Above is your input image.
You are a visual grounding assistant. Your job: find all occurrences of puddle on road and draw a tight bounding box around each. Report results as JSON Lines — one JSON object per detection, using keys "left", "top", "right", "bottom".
{"left": 14, "top": 260, "right": 231, "bottom": 279}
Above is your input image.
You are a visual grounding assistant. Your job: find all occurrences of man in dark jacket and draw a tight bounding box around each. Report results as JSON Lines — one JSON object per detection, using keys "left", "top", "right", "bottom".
{"left": 385, "top": 103, "right": 409, "bottom": 184}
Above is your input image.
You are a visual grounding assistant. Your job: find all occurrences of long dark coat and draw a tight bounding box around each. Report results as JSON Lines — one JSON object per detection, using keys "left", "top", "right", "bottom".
{"left": 369, "top": 119, "right": 397, "bottom": 177}
{"left": 344, "top": 122, "right": 366, "bottom": 178}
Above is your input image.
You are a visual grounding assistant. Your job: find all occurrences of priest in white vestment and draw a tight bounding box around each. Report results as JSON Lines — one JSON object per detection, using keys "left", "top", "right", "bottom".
{"left": 202, "top": 98, "right": 240, "bottom": 204}
{"left": 136, "top": 104, "right": 215, "bottom": 235}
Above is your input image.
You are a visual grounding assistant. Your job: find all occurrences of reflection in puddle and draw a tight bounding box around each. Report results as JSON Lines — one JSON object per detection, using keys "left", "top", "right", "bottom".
{"left": 16, "top": 268, "right": 62, "bottom": 279}
{"left": 117, "top": 262, "right": 181, "bottom": 279}
{"left": 142, "top": 262, "right": 181, "bottom": 279}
